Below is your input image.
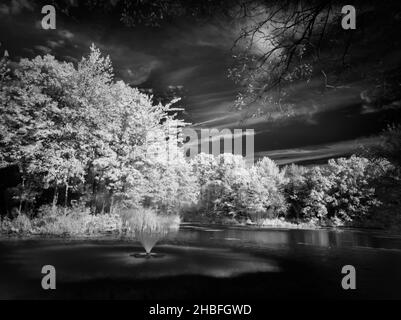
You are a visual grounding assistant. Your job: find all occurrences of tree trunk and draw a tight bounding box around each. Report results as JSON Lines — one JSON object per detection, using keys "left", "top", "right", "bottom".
{"left": 92, "top": 178, "right": 97, "bottom": 213}
{"left": 64, "top": 182, "right": 69, "bottom": 215}
{"left": 101, "top": 198, "right": 105, "bottom": 214}
{"left": 18, "top": 177, "right": 25, "bottom": 214}
{"left": 52, "top": 186, "right": 58, "bottom": 213}
{"left": 110, "top": 194, "right": 115, "bottom": 214}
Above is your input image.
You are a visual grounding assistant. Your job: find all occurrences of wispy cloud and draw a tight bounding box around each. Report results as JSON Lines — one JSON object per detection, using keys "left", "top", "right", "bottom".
{"left": 255, "top": 136, "right": 380, "bottom": 165}
{"left": 34, "top": 45, "right": 52, "bottom": 54}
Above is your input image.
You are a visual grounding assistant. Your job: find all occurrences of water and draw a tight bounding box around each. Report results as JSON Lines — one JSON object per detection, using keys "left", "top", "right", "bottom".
{"left": 0, "top": 224, "right": 400, "bottom": 299}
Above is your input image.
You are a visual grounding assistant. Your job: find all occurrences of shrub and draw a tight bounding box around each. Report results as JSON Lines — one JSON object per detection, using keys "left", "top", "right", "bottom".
{"left": 0, "top": 204, "right": 123, "bottom": 236}
{"left": 33, "top": 205, "right": 91, "bottom": 235}
{"left": 0, "top": 214, "right": 32, "bottom": 233}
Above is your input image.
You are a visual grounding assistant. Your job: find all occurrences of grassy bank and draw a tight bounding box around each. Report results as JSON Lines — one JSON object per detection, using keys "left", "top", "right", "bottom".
{"left": 0, "top": 206, "right": 180, "bottom": 237}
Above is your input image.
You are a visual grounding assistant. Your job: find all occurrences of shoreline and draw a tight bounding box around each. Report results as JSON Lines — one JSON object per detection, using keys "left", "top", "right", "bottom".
{"left": 1, "top": 220, "right": 400, "bottom": 240}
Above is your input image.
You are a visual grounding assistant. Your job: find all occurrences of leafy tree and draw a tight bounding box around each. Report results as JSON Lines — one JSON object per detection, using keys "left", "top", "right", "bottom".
{"left": 191, "top": 153, "right": 246, "bottom": 218}
{"left": 246, "top": 157, "right": 287, "bottom": 220}
{"left": 190, "top": 153, "right": 218, "bottom": 202}
{"left": 0, "top": 45, "right": 193, "bottom": 215}
{"left": 301, "top": 166, "right": 334, "bottom": 221}
{"left": 212, "top": 154, "right": 250, "bottom": 219}
{"left": 371, "top": 124, "right": 401, "bottom": 168}
{"left": 284, "top": 156, "right": 387, "bottom": 223}
{"left": 0, "top": 51, "right": 103, "bottom": 212}
{"left": 324, "top": 156, "right": 384, "bottom": 222}
{"left": 191, "top": 153, "right": 287, "bottom": 221}
{"left": 283, "top": 163, "right": 310, "bottom": 218}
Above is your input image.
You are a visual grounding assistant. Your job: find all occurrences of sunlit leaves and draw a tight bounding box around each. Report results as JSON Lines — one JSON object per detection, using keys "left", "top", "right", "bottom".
{"left": 0, "top": 45, "right": 194, "bottom": 213}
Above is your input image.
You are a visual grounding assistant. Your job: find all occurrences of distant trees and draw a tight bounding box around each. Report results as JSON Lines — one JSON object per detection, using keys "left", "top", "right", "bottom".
{"left": 360, "top": 125, "right": 401, "bottom": 230}
{"left": 190, "top": 153, "right": 387, "bottom": 225}
{"left": 190, "top": 153, "right": 286, "bottom": 222}
{"left": 0, "top": 45, "right": 195, "bottom": 215}
{"left": 248, "top": 157, "right": 287, "bottom": 219}
{"left": 371, "top": 124, "right": 401, "bottom": 169}
{"left": 283, "top": 156, "right": 389, "bottom": 224}
{"left": 325, "top": 156, "right": 385, "bottom": 221}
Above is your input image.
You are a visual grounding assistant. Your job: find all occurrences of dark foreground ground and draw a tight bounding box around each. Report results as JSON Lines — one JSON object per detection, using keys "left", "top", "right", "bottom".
{"left": 0, "top": 224, "right": 400, "bottom": 299}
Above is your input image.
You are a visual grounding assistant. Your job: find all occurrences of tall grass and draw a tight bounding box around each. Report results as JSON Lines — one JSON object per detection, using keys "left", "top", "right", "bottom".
{"left": 0, "top": 205, "right": 122, "bottom": 236}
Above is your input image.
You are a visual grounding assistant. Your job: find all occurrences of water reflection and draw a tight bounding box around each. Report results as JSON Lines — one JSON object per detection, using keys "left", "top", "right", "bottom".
{"left": 1, "top": 225, "right": 401, "bottom": 299}
{"left": 178, "top": 225, "right": 401, "bottom": 250}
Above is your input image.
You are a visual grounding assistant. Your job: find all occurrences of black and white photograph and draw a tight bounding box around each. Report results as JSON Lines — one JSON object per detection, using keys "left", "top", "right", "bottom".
{"left": 0, "top": 0, "right": 401, "bottom": 308}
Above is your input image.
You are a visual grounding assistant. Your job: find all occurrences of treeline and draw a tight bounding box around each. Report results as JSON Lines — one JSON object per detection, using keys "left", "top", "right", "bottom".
{"left": 0, "top": 45, "right": 196, "bottom": 217}
{"left": 1, "top": 46, "right": 400, "bottom": 231}
{"left": 189, "top": 153, "right": 395, "bottom": 226}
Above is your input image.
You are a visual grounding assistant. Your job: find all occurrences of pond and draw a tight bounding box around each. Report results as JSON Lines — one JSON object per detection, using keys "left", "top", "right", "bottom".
{"left": 0, "top": 224, "right": 400, "bottom": 299}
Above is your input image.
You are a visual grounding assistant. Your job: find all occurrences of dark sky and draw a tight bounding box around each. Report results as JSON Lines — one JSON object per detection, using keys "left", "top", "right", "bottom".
{"left": 1, "top": 0, "right": 400, "bottom": 164}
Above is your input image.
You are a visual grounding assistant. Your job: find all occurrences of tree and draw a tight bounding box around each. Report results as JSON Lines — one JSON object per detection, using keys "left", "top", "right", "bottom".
{"left": 246, "top": 157, "right": 287, "bottom": 220}
{"left": 283, "top": 163, "right": 309, "bottom": 218}
{"left": 191, "top": 153, "right": 287, "bottom": 222}
{"left": 0, "top": 43, "right": 11, "bottom": 167}
{"left": 191, "top": 153, "right": 247, "bottom": 218}
{"left": 284, "top": 156, "right": 386, "bottom": 223}
{"left": 0, "top": 50, "right": 105, "bottom": 212}
{"left": 301, "top": 166, "right": 334, "bottom": 221}
{"left": 213, "top": 153, "right": 250, "bottom": 219}
{"left": 0, "top": 45, "right": 193, "bottom": 215}
{"left": 190, "top": 153, "right": 218, "bottom": 184}
{"left": 228, "top": 1, "right": 401, "bottom": 119}
{"left": 372, "top": 124, "right": 401, "bottom": 168}
{"left": 324, "top": 156, "right": 384, "bottom": 222}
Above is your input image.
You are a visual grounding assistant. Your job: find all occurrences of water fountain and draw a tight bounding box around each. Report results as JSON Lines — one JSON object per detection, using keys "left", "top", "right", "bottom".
{"left": 124, "top": 208, "right": 180, "bottom": 258}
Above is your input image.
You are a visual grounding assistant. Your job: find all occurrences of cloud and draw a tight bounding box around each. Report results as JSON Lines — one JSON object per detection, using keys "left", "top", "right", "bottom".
{"left": 165, "top": 65, "right": 199, "bottom": 85}
{"left": 191, "top": 115, "right": 238, "bottom": 128}
{"left": 34, "top": 45, "right": 52, "bottom": 54}
{"left": 164, "top": 21, "right": 235, "bottom": 51}
{"left": 121, "top": 59, "right": 161, "bottom": 85}
{"left": 58, "top": 29, "right": 75, "bottom": 40}
{"left": 93, "top": 43, "right": 161, "bottom": 85}
{"left": 255, "top": 136, "right": 380, "bottom": 165}
{"left": 47, "top": 39, "right": 65, "bottom": 49}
